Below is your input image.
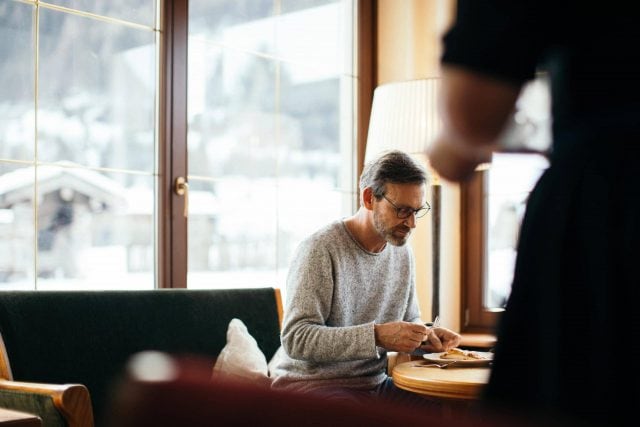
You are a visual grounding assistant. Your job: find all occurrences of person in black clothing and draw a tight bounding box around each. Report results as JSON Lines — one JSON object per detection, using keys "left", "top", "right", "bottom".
{"left": 427, "top": 1, "right": 640, "bottom": 425}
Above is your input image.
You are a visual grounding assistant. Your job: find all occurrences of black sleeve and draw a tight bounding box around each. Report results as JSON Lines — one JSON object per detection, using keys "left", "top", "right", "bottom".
{"left": 442, "top": 0, "right": 550, "bottom": 85}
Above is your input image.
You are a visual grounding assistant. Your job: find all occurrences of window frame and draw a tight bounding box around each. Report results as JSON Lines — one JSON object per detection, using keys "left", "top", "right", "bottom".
{"left": 460, "top": 169, "right": 502, "bottom": 334}
{"left": 160, "top": 0, "right": 189, "bottom": 288}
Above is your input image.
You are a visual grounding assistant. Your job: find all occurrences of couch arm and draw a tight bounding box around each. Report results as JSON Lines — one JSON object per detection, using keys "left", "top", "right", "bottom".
{"left": 0, "top": 379, "right": 93, "bottom": 427}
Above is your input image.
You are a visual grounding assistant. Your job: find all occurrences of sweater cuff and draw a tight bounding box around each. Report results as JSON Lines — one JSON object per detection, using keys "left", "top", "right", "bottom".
{"left": 366, "top": 321, "right": 383, "bottom": 359}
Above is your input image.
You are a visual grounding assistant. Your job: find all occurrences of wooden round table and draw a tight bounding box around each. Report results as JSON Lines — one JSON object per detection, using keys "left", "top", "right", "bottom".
{"left": 392, "top": 360, "right": 491, "bottom": 401}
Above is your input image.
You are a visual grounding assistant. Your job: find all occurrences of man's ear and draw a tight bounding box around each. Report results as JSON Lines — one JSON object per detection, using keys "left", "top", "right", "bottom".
{"left": 362, "top": 187, "right": 375, "bottom": 210}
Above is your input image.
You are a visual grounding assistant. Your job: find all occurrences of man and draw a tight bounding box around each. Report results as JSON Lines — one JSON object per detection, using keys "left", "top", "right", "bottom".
{"left": 270, "top": 150, "right": 460, "bottom": 404}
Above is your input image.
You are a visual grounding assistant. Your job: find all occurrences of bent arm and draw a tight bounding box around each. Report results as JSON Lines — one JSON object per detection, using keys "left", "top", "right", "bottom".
{"left": 428, "top": 66, "right": 522, "bottom": 182}
{"left": 280, "top": 242, "right": 377, "bottom": 363}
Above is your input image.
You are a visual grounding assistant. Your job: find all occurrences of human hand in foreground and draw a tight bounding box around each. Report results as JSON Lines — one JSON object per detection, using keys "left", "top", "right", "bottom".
{"left": 420, "top": 327, "right": 461, "bottom": 353}
{"left": 426, "top": 67, "right": 520, "bottom": 183}
{"left": 427, "top": 136, "right": 493, "bottom": 182}
{"left": 374, "top": 321, "right": 430, "bottom": 353}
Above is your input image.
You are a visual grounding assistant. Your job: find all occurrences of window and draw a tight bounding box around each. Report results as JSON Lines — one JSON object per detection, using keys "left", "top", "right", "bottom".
{"left": 461, "top": 76, "right": 551, "bottom": 332}
{"left": 0, "top": 0, "right": 369, "bottom": 290}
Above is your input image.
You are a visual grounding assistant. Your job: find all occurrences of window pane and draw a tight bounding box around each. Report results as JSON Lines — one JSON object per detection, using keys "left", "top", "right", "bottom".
{"left": 0, "top": 1, "right": 35, "bottom": 162}
{"left": 277, "top": 1, "right": 352, "bottom": 75}
{"left": 279, "top": 61, "right": 341, "bottom": 159}
{"left": 1, "top": 4, "right": 159, "bottom": 291}
{"left": 189, "top": 0, "right": 275, "bottom": 54}
{"left": 485, "top": 153, "right": 548, "bottom": 308}
{"left": 187, "top": 43, "right": 277, "bottom": 178}
{"left": 0, "top": 163, "right": 35, "bottom": 288}
{"left": 38, "top": 8, "right": 156, "bottom": 172}
{"left": 187, "top": 0, "right": 356, "bottom": 289}
{"left": 36, "top": 165, "right": 155, "bottom": 289}
{"left": 281, "top": 0, "right": 339, "bottom": 14}
{"left": 46, "top": 0, "right": 156, "bottom": 27}
{"left": 277, "top": 66, "right": 356, "bottom": 270}
{"left": 277, "top": 186, "right": 354, "bottom": 278}
{"left": 187, "top": 178, "right": 277, "bottom": 288}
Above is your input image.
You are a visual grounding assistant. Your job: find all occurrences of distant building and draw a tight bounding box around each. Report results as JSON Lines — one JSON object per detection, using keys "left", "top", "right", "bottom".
{"left": 0, "top": 164, "right": 125, "bottom": 280}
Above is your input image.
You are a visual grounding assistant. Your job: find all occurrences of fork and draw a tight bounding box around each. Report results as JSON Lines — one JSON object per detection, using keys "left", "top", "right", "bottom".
{"left": 429, "top": 315, "right": 441, "bottom": 329}
{"left": 416, "top": 360, "right": 458, "bottom": 369}
{"left": 421, "top": 316, "right": 441, "bottom": 345}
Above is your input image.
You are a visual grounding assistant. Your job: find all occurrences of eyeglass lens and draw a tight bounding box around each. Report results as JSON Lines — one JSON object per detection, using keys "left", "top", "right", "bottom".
{"left": 397, "top": 207, "right": 429, "bottom": 219}
{"left": 383, "top": 195, "right": 430, "bottom": 219}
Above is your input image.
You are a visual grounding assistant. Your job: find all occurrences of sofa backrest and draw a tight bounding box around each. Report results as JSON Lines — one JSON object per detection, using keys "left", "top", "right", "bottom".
{"left": 0, "top": 287, "right": 281, "bottom": 425}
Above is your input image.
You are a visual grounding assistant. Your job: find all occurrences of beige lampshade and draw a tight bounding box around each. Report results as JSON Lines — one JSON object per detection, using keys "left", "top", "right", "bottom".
{"left": 364, "top": 78, "right": 442, "bottom": 162}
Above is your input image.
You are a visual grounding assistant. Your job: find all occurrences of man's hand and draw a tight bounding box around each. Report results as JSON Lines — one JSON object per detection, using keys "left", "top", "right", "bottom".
{"left": 420, "top": 327, "right": 461, "bottom": 353}
{"left": 374, "top": 321, "right": 429, "bottom": 353}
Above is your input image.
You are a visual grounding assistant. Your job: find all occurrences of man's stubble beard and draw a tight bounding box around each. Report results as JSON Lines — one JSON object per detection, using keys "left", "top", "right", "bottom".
{"left": 372, "top": 209, "right": 411, "bottom": 247}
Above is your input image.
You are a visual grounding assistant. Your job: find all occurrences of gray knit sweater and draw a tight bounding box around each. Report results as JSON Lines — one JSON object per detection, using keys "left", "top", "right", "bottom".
{"left": 270, "top": 219, "right": 421, "bottom": 392}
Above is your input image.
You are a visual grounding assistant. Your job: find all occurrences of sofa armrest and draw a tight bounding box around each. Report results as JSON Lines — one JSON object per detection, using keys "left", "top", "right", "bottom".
{"left": 0, "top": 379, "right": 93, "bottom": 427}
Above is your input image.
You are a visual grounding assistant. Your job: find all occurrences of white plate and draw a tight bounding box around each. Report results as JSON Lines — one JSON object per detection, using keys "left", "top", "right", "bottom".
{"left": 423, "top": 351, "right": 493, "bottom": 366}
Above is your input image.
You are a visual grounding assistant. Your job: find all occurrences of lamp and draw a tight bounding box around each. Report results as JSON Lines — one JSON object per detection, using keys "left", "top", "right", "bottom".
{"left": 364, "top": 78, "right": 443, "bottom": 318}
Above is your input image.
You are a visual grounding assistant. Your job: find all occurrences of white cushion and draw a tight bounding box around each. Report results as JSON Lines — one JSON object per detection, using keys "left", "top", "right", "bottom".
{"left": 212, "top": 318, "right": 271, "bottom": 386}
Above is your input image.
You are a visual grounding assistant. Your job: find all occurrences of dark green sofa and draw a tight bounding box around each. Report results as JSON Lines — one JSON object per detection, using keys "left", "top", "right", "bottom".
{"left": 0, "top": 287, "right": 282, "bottom": 427}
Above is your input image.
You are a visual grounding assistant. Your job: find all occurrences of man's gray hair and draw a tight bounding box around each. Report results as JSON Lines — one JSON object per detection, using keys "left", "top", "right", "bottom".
{"left": 359, "top": 150, "right": 428, "bottom": 198}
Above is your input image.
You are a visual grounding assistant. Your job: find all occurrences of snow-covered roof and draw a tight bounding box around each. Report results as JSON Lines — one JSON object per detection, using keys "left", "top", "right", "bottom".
{"left": 0, "top": 162, "right": 126, "bottom": 208}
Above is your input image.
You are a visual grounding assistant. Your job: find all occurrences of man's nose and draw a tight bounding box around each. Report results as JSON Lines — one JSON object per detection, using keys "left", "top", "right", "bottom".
{"left": 404, "top": 213, "right": 417, "bottom": 228}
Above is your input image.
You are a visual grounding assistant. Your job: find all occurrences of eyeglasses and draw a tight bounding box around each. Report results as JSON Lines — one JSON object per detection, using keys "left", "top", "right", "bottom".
{"left": 382, "top": 195, "right": 431, "bottom": 219}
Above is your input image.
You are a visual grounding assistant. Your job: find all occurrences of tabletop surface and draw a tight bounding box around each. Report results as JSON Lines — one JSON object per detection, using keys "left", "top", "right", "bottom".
{"left": 392, "top": 360, "right": 491, "bottom": 401}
